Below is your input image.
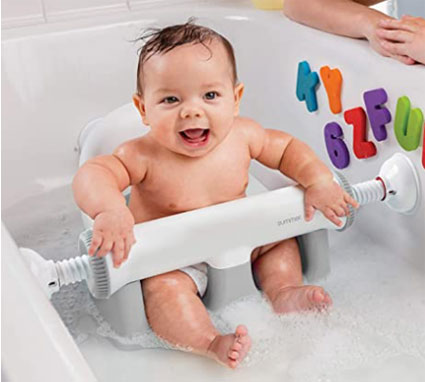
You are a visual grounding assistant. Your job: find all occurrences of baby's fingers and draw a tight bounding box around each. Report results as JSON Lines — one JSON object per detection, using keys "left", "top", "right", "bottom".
{"left": 88, "top": 232, "right": 103, "bottom": 256}
{"left": 112, "top": 238, "right": 125, "bottom": 268}
{"left": 304, "top": 203, "right": 316, "bottom": 222}
{"left": 123, "top": 234, "right": 136, "bottom": 261}
{"left": 324, "top": 207, "right": 343, "bottom": 227}
{"left": 340, "top": 202, "right": 350, "bottom": 216}
{"left": 344, "top": 192, "right": 359, "bottom": 209}
{"left": 97, "top": 237, "right": 114, "bottom": 257}
{"left": 333, "top": 205, "right": 346, "bottom": 218}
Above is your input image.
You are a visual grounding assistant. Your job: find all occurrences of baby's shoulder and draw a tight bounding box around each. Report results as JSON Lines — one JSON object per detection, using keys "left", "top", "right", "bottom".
{"left": 233, "top": 116, "right": 267, "bottom": 158}
{"left": 114, "top": 135, "right": 153, "bottom": 159}
{"left": 233, "top": 116, "right": 265, "bottom": 136}
{"left": 112, "top": 135, "right": 152, "bottom": 184}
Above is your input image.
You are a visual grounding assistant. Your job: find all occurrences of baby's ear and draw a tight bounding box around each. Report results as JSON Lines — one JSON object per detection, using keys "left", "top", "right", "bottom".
{"left": 132, "top": 94, "right": 149, "bottom": 125}
{"left": 233, "top": 83, "right": 245, "bottom": 116}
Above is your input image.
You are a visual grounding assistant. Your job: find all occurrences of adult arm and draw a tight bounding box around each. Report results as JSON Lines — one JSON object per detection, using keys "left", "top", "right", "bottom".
{"left": 283, "top": 0, "right": 386, "bottom": 38}
{"left": 283, "top": 0, "right": 415, "bottom": 64}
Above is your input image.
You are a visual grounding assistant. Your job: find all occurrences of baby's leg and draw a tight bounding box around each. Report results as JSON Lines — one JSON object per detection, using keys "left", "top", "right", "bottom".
{"left": 252, "top": 238, "right": 332, "bottom": 314}
{"left": 142, "top": 270, "right": 251, "bottom": 368}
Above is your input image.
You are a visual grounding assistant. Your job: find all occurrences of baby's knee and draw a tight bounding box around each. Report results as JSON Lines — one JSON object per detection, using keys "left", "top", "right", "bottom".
{"left": 142, "top": 270, "right": 196, "bottom": 297}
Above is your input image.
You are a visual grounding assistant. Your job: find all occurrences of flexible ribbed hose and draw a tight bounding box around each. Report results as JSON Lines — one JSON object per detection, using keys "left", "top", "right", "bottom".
{"left": 352, "top": 179, "right": 385, "bottom": 206}
{"left": 55, "top": 255, "right": 90, "bottom": 286}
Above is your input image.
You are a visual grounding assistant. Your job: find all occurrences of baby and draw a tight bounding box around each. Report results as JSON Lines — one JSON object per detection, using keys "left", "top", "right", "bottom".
{"left": 73, "top": 22, "right": 358, "bottom": 368}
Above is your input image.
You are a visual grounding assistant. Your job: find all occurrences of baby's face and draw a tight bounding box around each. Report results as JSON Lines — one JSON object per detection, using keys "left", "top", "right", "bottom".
{"left": 134, "top": 40, "right": 244, "bottom": 157}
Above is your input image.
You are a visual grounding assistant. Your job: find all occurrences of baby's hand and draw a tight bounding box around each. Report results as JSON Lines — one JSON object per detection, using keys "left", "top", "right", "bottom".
{"left": 377, "top": 16, "right": 425, "bottom": 65}
{"left": 304, "top": 179, "right": 359, "bottom": 227}
{"left": 89, "top": 207, "right": 136, "bottom": 268}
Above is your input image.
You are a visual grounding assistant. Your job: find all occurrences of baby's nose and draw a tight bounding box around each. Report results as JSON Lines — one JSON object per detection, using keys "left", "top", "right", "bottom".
{"left": 180, "top": 103, "right": 204, "bottom": 119}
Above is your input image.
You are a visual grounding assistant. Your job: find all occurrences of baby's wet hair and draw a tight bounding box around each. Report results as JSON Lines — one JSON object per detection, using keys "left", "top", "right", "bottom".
{"left": 135, "top": 19, "right": 238, "bottom": 95}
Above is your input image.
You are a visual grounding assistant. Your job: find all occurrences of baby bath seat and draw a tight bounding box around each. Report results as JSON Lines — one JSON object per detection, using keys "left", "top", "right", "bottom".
{"left": 22, "top": 103, "right": 421, "bottom": 346}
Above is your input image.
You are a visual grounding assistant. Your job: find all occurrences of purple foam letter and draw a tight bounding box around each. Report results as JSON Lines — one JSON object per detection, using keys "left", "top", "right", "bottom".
{"left": 324, "top": 122, "right": 350, "bottom": 169}
{"left": 363, "top": 88, "right": 391, "bottom": 141}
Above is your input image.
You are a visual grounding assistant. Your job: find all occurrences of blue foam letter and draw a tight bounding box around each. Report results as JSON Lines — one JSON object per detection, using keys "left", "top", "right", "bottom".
{"left": 296, "top": 61, "right": 319, "bottom": 112}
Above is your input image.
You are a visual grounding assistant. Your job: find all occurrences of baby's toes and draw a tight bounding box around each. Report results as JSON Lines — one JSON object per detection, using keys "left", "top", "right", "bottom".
{"left": 311, "top": 287, "right": 326, "bottom": 303}
{"left": 323, "top": 292, "right": 333, "bottom": 306}
{"left": 228, "top": 350, "right": 240, "bottom": 361}
{"left": 235, "top": 324, "right": 248, "bottom": 337}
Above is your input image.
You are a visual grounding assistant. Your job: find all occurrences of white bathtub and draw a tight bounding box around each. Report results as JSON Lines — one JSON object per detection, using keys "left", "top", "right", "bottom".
{"left": 2, "top": 1, "right": 425, "bottom": 381}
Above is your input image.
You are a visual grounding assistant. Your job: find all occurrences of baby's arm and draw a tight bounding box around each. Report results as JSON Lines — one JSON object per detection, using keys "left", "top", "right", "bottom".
{"left": 72, "top": 141, "right": 147, "bottom": 267}
{"left": 244, "top": 121, "right": 358, "bottom": 226}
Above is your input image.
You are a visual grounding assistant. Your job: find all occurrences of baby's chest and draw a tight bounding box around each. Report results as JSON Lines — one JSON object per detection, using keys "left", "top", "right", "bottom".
{"left": 145, "top": 155, "right": 250, "bottom": 212}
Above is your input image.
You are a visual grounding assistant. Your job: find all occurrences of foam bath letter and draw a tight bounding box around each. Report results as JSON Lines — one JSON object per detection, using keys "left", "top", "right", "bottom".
{"left": 319, "top": 66, "right": 342, "bottom": 114}
{"left": 296, "top": 61, "right": 319, "bottom": 112}
{"left": 423, "top": 122, "right": 425, "bottom": 170}
{"left": 394, "top": 96, "right": 424, "bottom": 151}
{"left": 363, "top": 88, "right": 391, "bottom": 141}
{"left": 344, "top": 107, "right": 377, "bottom": 159}
{"left": 324, "top": 122, "right": 350, "bottom": 169}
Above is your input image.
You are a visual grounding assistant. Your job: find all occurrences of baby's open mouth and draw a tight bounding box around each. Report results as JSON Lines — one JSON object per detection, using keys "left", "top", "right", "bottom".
{"left": 179, "top": 128, "right": 210, "bottom": 147}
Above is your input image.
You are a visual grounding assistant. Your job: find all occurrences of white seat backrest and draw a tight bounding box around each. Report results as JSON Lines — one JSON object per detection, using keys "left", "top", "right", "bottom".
{"left": 79, "top": 103, "right": 149, "bottom": 166}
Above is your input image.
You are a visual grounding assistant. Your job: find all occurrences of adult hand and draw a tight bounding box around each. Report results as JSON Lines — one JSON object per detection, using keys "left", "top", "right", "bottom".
{"left": 376, "top": 15, "right": 425, "bottom": 65}
{"left": 363, "top": 15, "right": 416, "bottom": 65}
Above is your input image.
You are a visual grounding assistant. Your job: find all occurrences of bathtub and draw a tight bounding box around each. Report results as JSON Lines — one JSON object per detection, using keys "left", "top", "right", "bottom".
{"left": 2, "top": 0, "right": 425, "bottom": 381}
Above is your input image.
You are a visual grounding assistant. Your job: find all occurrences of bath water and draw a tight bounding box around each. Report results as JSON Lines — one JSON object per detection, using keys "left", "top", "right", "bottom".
{"left": 3, "top": 185, "right": 425, "bottom": 381}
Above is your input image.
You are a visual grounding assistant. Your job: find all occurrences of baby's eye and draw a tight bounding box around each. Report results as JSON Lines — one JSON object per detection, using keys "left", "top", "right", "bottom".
{"left": 162, "top": 96, "right": 179, "bottom": 104}
{"left": 204, "top": 91, "right": 218, "bottom": 100}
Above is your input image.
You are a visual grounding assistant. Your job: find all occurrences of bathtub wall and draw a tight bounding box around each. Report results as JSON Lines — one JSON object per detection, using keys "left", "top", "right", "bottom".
{"left": 2, "top": 4, "right": 424, "bottom": 267}
{"left": 1, "top": 0, "right": 219, "bottom": 29}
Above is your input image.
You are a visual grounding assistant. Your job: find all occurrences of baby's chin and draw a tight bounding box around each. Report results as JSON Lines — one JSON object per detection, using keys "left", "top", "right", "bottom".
{"left": 173, "top": 144, "right": 216, "bottom": 158}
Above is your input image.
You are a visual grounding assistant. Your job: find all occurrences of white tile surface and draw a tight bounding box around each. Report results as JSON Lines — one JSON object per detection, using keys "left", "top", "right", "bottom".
{"left": 1, "top": 0, "right": 45, "bottom": 28}
{"left": 1, "top": 0, "right": 44, "bottom": 19}
{"left": 43, "top": 0, "right": 128, "bottom": 19}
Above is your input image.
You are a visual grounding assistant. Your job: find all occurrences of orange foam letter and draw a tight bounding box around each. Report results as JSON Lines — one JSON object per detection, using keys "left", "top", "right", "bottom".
{"left": 320, "top": 66, "right": 343, "bottom": 114}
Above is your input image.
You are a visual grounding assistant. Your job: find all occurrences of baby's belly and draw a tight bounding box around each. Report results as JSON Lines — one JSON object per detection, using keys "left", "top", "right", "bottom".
{"left": 129, "top": 189, "right": 247, "bottom": 224}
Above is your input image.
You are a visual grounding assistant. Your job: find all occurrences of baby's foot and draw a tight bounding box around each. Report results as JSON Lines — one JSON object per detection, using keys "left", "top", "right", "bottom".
{"left": 207, "top": 325, "right": 251, "bottom": 369}
{"left": 271, "top": 285, "right": 332, "bottom": 314}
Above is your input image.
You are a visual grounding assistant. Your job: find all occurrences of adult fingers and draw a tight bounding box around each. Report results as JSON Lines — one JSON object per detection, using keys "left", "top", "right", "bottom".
{"left": 88, "top": 232, "right": 103, "bottom": 256}
{"left": 380, "top": 40, "right": 408, "bottom": 56}
{"left": 378, "top": 18, "right": 417, "bottom": 32}
{"left": 376, "top": 28, "right": 412, "bottom": 43}
{"left": 401, "top": 15, "right": 418, "bottom": 22}
{"left": 379, "top": 40, "right": 416, "bottom": 65}
{"left": 391, "top": 53, "right": 416, "bottom": 65}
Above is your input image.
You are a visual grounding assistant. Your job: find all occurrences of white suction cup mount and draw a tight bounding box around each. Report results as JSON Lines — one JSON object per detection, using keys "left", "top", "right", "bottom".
{"left": 378, "top": 153, "right": 421, "bottom": 215}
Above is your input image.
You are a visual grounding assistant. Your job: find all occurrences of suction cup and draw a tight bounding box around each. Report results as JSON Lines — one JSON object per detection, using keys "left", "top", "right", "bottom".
{"left": 20, "top": 248, "right": 59, "bottom": 298}
{"left": 378, "top": 153, "right": 421, "bottom": 215}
